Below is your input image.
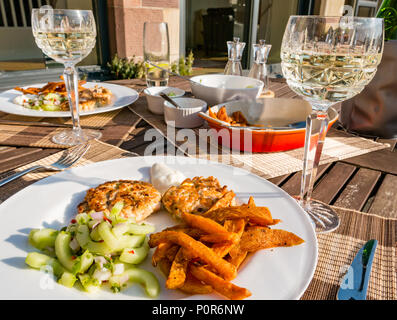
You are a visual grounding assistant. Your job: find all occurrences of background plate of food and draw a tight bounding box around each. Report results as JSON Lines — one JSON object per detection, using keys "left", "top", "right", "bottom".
{"left": 0, "top": 156, "right": 317, "bottom": 300}
{"left": 0, "top": 81, "right": 139, "bottom": 118}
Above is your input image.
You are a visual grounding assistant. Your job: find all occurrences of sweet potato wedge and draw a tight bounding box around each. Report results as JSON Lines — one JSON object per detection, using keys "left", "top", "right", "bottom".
{"left": 152, "top": 242, "right": 174, "bottom": 267}
{"left": 227, "top": 250, "right": 248, "bottom": 269}
{"left": 209, "top": 107, "right": 218, "bottom": 119}
{"left": 181, "top": 212, "right": 234, "bottom": 237}
{"left": 247, "top": 196, "right": 256, "bottom": 208}
{"left": 165, "top": 224, "right": 204, "bottom": 239}
{"left": 190, "top": 264, "right": 251, "bottom": 300}
{"left": 201, "top": 206, "right": 276, "bottom": 226}
{"left": 199, "top": 232, "right": 239, "bottom": 244}
{"left": 239, "top": 226, "right": 305, "bottom": 252}
{"left": 149, "top": 231, "right": 237, "bottom": 281}
{"left": 206, "top": 191, "right": 236, "bottom": 213}
{"left": 166, "top": 248, "right": 189, "bottom": 289}
{"left": 212, "top": 219, "right": 246, "bottom": 257}
{"left": 158, "top": 259, "right": 213, "bottom": 295}
{"left": 180, "top": 272, "right": 214, "bottom": 295}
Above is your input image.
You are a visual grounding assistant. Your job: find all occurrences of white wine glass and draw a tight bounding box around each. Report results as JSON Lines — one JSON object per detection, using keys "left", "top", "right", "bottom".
{"left": 32, "top": 7, "right": 101, "bottom": 146}
{"left": 281, "top": 16, "right": 384, "bottom": 233}
{"left": 143, "top": 22, "right": 170, "bottom": 87}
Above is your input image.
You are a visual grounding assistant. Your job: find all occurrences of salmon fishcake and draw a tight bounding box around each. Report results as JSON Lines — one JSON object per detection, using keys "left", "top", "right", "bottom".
{"left": 162, "top": 176, "right": 231, "bottom": 218}
{"left": 77, "top": 180, "right": 161, "bottom": 222}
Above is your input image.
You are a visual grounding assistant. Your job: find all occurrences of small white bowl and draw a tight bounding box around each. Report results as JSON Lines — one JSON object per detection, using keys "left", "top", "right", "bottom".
{"left": 164, "top": 98, "right": 207, "bottom": 128}
{"left": 144, "top": 86, "right": 185, "bottom": 115}
{"left": 190, "top": 74, "right": 264, "bottom": 106}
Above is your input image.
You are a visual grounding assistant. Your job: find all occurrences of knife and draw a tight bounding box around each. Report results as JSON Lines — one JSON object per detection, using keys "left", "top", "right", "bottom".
{"left": 337, "top": 239, "right": 378, "bottom": 300}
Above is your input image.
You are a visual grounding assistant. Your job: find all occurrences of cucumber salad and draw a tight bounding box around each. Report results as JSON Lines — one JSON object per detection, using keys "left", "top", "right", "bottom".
{"left": 14, "top": 93, "right": 66, "bottom": 112}
{"left": 25, "top": 202, "right": 160, "bottom": 298}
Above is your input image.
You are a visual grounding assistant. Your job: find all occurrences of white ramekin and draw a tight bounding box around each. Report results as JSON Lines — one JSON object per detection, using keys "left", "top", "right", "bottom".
{"left": 164, "top": 97, "right": 207, "bottom": 128}
{"left": 144, "top": 86, "right": 185, "bottom": 115}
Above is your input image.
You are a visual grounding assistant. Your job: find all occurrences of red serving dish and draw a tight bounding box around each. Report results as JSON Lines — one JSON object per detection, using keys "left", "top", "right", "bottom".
{"left": 199, "top": 98, "right": 338, "bottom": 153}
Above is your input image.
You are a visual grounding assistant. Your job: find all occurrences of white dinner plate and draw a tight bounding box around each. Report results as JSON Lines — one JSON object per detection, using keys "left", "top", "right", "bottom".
{"left": 0, "top": 82, "right": 139, "bottom": 118}
{"left": 0, "top": 156, "right": 317, "bottom": 300}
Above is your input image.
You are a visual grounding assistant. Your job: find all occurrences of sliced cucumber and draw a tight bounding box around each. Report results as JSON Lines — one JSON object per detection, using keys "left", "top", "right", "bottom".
{"left": 41, "top": 104, "right": 61, "bottom": 112}
{"left": 78, "top": 274, "right": 100, "bottom": 293}
{"left": 54, "top": 232, "right": 76, "bottom": 272}
{"left": 75, "top": 213, "right": 92, "bottom": 225}
{"left": 58, "top": 272, "right": 77, "bottom": 288}
{"left": 110, "top": 268, "right": 160, "bottom": 298}
{"left": 117, "top": 234, "right": 145, "bottom": 250}
{"left": 119, "top": 239, "right": 149, "bottom": 265}
{"left": 76, "top": 224, "right": 113, "bottom": 255}
{"left": 127, "top": 223, "right": 155, "bottom": 235}
{"left": 72, "top": 250, "right": 94, "bottom": 275}
{"left": 97, "top": 221, "right": 119, "bottom": 251}
{"left": 25, "top": 252, "right": 53, "bottom": 269}
{"left": 25, "top": 252, "right": 65, "bottom": 278}
{"left": 90, "top": 227, "right": 102, "bottom": 242}
{"left": 112, "top": 224, "right": 129, "bottom": 238}
{"left": 113, "top": 223, "right": 155, "bottom": 237}
{"left": 28, "top": 228, "right": 59, "bottom": 251}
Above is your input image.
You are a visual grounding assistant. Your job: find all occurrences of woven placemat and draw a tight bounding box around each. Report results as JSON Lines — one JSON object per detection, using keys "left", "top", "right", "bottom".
{"left": 302, "top": 206, "right": 396, "bottom": 300}
{"left": 0, "top": 109, "right": 123, "bottom": 127}
{"left": 0, "top": 140, "right": 395, "bottom": 300}
{"left": 0, "top": 108, "right": 134, "bottom": 149}
{"left": 129, "top": 101, "right": 389, "bottom": 179}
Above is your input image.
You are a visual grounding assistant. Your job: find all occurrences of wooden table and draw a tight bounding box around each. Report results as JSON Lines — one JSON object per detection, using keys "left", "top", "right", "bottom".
{"left": 1, "top": 79, "right": 396, "bottom": 220}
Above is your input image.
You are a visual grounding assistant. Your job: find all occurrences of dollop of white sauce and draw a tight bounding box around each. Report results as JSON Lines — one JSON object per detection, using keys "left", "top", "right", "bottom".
{"left": 150, "top": 163, "right": 186, "bottom": 194}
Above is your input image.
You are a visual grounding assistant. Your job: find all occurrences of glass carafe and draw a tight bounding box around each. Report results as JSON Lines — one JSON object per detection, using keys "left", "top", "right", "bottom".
{"left": 248, "top": 40, "right": 272, "bottom": 93}
{"left": 224, "top": 37, "right": 246, "bottom": 76}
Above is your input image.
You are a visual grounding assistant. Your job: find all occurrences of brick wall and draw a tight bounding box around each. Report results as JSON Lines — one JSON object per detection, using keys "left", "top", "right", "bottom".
{"left": 142, "top": 0, "right": 179, "bottom": 8}
{"left": 107, "top": 0, "right": 180, "bottom": 62}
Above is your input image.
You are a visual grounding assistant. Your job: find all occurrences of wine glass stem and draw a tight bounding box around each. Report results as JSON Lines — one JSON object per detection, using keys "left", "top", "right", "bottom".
{"left": 63, "top": 64, "right": 81, "bottom": 133}
{"left": 300, "top": 109, "right": 329, "bottom": 209}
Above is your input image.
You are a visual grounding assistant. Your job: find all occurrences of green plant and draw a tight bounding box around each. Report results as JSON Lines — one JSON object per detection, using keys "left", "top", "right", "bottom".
{"left": 171, "top": 51, "right": 195, "bottom": 76}
{"left": 107, "top": 55, "right": 145, "bottom": 80}
{"left": 377, "top": 0, "right": 397, "bottom": 41}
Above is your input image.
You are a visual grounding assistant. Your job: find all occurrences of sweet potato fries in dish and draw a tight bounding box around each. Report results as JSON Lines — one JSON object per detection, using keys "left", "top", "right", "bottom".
{"left": 209, "top": 106, "right": 248, "bottom": 127}
{"left": 149, "top": 185, "right": 304, "bottom": 300}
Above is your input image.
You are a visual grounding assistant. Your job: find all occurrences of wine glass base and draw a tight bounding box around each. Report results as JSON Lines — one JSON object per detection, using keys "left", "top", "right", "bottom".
{"left": 51, "top": 129, "right": 102, "bottom": 147}
{"left": 301, "top": 199, "right": 340, "bottom": 233}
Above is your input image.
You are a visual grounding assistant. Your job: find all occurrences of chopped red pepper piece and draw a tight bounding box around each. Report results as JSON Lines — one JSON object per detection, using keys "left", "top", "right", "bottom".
{"left": 103, "top": 217, "right": 112, "bottom": 223}
{"left": 71, "top": 219, "right": 77, "bottom": 224}
{"left": 129, "top": 250, "right": 135, "bottom": 254}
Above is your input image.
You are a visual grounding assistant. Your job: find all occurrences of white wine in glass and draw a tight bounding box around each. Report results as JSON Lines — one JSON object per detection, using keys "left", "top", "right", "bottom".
{"left": 32, "top": 7, "right": 100, "bottom": 146}
{"left": 281, "top": 16, "right": 384, "bottom": 233}
{"left": 33, "top": 31, "right": 96, "bottom": 64}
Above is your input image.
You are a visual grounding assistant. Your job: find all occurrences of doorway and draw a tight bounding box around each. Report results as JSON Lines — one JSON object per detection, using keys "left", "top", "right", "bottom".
{"left": 184, "top": 0, "right": 255, "bottom": 73}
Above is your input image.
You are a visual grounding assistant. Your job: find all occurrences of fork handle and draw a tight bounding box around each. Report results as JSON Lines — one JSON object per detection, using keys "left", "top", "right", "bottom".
{"left": 0, "top": 165, "right": 43, "bottom": 188}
